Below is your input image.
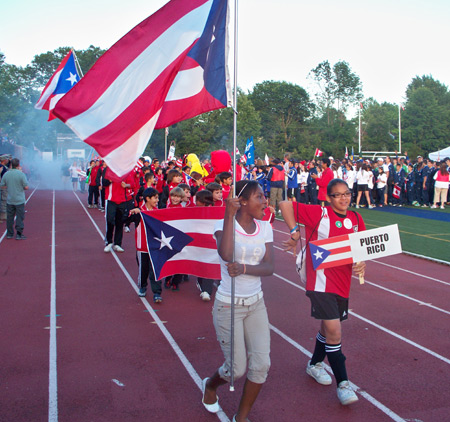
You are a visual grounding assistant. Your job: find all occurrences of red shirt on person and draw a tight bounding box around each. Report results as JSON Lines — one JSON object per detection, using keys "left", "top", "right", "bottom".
{"left": 315, "top": 167, "right": 334, "bottom": 201}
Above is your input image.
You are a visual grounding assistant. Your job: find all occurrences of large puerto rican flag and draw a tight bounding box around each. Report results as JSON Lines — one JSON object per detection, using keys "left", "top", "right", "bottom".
{"left": 53, "top": 0, "right": 230, "bottom": 178}
{"left": 142, "top": 205, "right": 274, "bottom": 280}
{"left": 34, "top": 50, "right": 80, "bottom": 121}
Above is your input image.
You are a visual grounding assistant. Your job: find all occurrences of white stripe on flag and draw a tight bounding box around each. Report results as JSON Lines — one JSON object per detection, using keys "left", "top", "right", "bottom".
{"left": 165, "top": 67, "right": 205, "bottom": 101}
{"left": 168, "top": 245, "right": 219, "bottom": 264}
{"left": 49, "top": 93, "right": 65, "bottom": 111}
{"left": 65, "top": 1, "right": 213, "bottom": 140}
{"left": 167, "top": 218, "right": 220, "bottom": 235}
{"left": 320, "top": 239, "right": 350, "bottom": 251}
{"left": 102, "top": 110, "right": 161, "bottom": 177}
{"left": 324, "top": 252, "right": 353, "bottom": 263}
{"left": 35, "top": 70, "right": 62, "bottom": 109}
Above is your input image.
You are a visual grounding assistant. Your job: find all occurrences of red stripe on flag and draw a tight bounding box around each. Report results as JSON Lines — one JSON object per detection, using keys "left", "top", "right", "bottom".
{"left": 186, "top": 233, "right": 217, "bottom": 249}
{"left": 160, "top": 260, "right": 220, "bottom": 280}
{"left": 328, "top": 246, "right": 352, "bottom": 255}
{"left": 318, "top": 258, "right": 354, "bottom": 270}
{"left": 313, "top": 233, "right": 350, "bottom": 246}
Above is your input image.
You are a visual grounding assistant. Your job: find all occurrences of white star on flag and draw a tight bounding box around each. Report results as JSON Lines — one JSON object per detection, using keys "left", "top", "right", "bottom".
{"left": 66, "top": 72, "right": 78, "bottom": 86}
{"left": 313, "top": 250, "right": 323, "bottom": 260}
{"left": 154, "top": 231, "right": 174, "bottom": 250}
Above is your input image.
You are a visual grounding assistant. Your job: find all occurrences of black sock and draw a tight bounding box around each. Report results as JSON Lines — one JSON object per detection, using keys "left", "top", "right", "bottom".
{"left": 326, "top": 343, "right": 348, "bottom": 385}
{"left": 310, "top": 331, "right": 327, "bottom": 365}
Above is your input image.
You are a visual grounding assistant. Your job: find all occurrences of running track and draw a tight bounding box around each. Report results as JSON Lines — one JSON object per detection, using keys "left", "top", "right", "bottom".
{"left": 0, "top": 188, "right": 449, "bottom": 422}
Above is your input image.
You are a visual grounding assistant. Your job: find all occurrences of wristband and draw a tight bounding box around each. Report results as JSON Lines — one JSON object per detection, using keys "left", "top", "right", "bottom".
{"left": 290, "top": 226, "right": 299, "bottom": 234}
{"left": 290, "top": 235, "right": 299, "bottom": 241}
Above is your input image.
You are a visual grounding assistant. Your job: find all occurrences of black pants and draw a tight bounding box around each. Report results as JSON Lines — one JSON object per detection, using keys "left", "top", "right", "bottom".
{"left": 88, "top": 185, "right": 99, "bottom": 205}
{"left": 197, "top": 277, "right": 214, "bottom": 295}
{"left": 6, "top": 203, "right": 25, "bottom": 236}
{"left": 105, "top": 200, "right": 127, "bottom": 246}
{"left": 137, "top": 252, "right": 162, "bottom": 294}
{"left": 99, "top": 188, "right": 106, "bottom": 208}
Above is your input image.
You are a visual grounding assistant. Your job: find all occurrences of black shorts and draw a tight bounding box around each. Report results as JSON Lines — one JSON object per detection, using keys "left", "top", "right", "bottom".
{"left": 306, "top": 291, "right": 349, "bottom": 321}
{"left": 287, "top": 188, "right": 298, "bottom": 199}
{"left": 357, "top": 184, "right": 368, "bottom": 192}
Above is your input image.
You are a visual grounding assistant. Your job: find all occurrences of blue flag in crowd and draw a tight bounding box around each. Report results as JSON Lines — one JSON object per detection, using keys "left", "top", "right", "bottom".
{"left": 244, "top": 136, "right": 255, "bottom": 166}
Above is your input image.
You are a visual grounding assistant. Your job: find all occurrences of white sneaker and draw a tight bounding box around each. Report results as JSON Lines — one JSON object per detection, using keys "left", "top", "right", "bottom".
{"left": 337, "top": 380, "right": 359, "bottom": 405}
{"left": 200, "top": 291, "right": 211, "bottom": 301}
{"left": 440, "top": 206, "right": 445, "bottom": 209}
{"left": 431, "top": 205, "right": 437, "bottom": 209}
{"left": 104, "top": 243, "right": 113, "bottom": 253}
{"left": 368, "top": 205, "right": 375, "bottom": 209}
{"left": 355, "top": 205, "right": 359, "bottom": 209}
{"left": 306, "top": 360, "right": 332, "bottom": 385}
{"left": 124, "top": 226, "right": 131, "bottom": 233}
{"left": 113, "top": 245, "right": 125, "bottom": 252}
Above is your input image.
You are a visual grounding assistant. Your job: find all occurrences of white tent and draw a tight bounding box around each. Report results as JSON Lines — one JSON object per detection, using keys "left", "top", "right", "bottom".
{"left": 428, "top": 146, "right": 450, "bottom": 161}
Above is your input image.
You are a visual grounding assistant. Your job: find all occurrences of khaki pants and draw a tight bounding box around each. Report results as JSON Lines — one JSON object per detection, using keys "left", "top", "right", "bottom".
{"left": 269, "top": 187, "right": 283, "bottom": 211}
{"left": 213, "top": 297, "right": 270, "bottom": 384}
{"left": 434, "top": 187, "right": 448, "bottom": 205}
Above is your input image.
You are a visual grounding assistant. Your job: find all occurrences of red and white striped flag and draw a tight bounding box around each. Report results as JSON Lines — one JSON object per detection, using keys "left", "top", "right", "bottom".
{"left": 345, "top": 146, "right": 348, "bottom": 159}
{"left": 309, "top": 233, "right": 353, "bottom": 270}
{"left": 142, "top": 206, "right": 272, "bottom": 280}
{"left": 314, "top": 148, "right": 323, "bottom": 157}
{"left": 53, "top": 0, "right": 230, "bottom": 178}
{"left": 392, "top": 184, "right": 401, "bottom": 199}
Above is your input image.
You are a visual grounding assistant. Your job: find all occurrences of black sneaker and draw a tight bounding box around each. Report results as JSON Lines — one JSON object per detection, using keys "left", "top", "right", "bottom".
{"left": 153, "top": 294, "right": 162, "bottom": 303}
{"left": 16, "top": 234, "right": 27, "bottom": 240}
{"left": 6, "top": 235, "right": 13, "bottom": 239}
{"left": 138, "top": 287, "right": 147, "bottom": 297}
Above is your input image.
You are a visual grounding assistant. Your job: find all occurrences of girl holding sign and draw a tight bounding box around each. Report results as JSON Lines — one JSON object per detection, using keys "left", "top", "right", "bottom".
{"left": 280, "top": 179, "right": 366, "bottom": 406}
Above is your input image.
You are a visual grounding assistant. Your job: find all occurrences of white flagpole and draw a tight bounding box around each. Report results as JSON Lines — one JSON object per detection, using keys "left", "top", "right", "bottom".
{"left": 230, "top": 0, "right": 239, "bottom": 393}
{"left": 164, "top": 127, "right": 168, "bottom": 162}
{"left": 398, "top": 105, "right": 402, "bottom": 153}
{"left": 71, "top": 48, "right": 84, "bottom": 77}
{"left": 358, "top": 104, "right": 361, "bottom": 154}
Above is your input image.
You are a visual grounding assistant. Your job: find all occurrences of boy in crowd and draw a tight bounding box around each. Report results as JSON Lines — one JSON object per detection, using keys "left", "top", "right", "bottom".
{"left": 87, "top": 160, "right": 100, "bottom": 208}
{"left": 218, "top": 172, "right": 232, "bottom": 199}
{"left": 128, "top": 188, "right": 163, "bottom": 303}
{"left": 195, "top": 189, "right": 216, "bottom": 301}
{"left": 167, "top": 187, "right": 185, "bottom": 208}
{"left": 179, "top": 183, "right": 194, "bottom": 207}
{"left": 206, "top": 182, "right": 224, "bottom": 206}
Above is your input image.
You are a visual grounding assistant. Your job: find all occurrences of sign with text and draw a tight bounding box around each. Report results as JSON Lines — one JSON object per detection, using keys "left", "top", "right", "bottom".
{"left": 310, "top": 224, "right": 402, "bottom": 270}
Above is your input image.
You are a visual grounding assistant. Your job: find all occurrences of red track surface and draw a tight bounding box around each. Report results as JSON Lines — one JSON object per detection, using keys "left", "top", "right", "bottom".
{"left": 1, "top": 189, "right": 449, "bottom": 422}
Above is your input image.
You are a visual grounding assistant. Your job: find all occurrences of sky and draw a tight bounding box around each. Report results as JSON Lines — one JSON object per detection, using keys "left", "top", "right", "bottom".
{"left": 1, "top": 0, "right": 449, "bottom": 114}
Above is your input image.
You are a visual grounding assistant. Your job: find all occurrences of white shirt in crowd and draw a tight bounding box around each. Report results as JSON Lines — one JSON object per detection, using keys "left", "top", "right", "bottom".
{"left": 356, "top": 169, "right": 372, "bottom": 185}
{"left": 376, "top": 173, "right": 387, "bottom": 189}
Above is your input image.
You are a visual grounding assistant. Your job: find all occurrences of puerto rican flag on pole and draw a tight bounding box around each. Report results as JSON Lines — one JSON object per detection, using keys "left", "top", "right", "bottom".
{"left": 310, "top": 224, "right": 402, "bottom": 271}
{"left": 314, "top": 148, "right": 323, "bottom": 157}
{"left": 53, "top": 0, "right": 231, "bottom": 178}
{"left": 345, "top": 146, "right": 348, "bottom": 159}
{"left": 35, "top": 50, "right": 80, "bottom": 121}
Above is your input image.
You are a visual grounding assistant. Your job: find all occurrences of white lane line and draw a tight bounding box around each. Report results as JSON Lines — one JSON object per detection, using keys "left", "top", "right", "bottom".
{"left": 0, "top": 184, "right": 39, "bottom": 243}
{"left": 273, "top": 272, "right": 450, "bottom": 366}
{"left": 371, "top": 259, "right": 450, "bottom": 286}
{"left": 274, "top": 245, "right": 450, "bottom": 316}
{"left": 49, "top": 190, "right": 58, "bottom": 422}
{"left": 352, "top": 277, "right": 450, "bottom": 316}
{"left": 272, "top": 227, "right": 449, "bottom": 284}
{"left": 269, "top": 325, "right": 406, "bottom": 422}
{"left": 72, "top": 192, "right": 230, "bottom": 422}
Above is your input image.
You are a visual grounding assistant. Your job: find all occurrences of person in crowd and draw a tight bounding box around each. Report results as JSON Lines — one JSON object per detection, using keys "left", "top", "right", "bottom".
{"left": 195, "top": 189, "right": 216, "bottom": 301}
{"left": 0, "top": 154, "right": 10, "bottom": 222}
{"left": 286, "top": 160, "right": 298, "bottom": 202}
{"left": 425, "top": 160, "right": 437, "bottom": 205}
{"left": 307, "top": 161, "right": 318, "bottom": 205}
{"left": 0, "top": 158, "right": 29, "bottom": 239}
{"left": 218, "top": 171, "right": 233, "bottom": 200}
{"left": 431, "top": 162, "right": 449, "bottom": 209}
{"left": 128, "top": 187, "right": 163, "bottom": 303}
{"left": 384, "top": 156, "right": 395, "bottom": 205}
{"left": 166, "top": 187, "right": 184, "bottom": 208}
{"left": 406, "top": 164, "right": 417, "bottom": 206}
{"left": 297, "top": 162, "right": 309, "bottom": 203}
{"left": 69, "top": 160, "right": 80, "bottom": 191}
{"left": 267, "top": 158, "right": 285, "bottom": 214}
{"left": 179, "top": 183, "right": 194, "bottom": 207}
{"left": 160, "top": 169, "right": 183, "bottom": 207}
{"left": 414, "top": 161, "right": 425, "bottom": 206}
{"left": 103, "top": 169, "right": 137, "bottom": 253}
{"left": 206, "top": 182, "right": 224, "bottom": 207}
{"left": 96, "top": 161, "right": 108, "bottom": 212}
{"left": 256, "top": 166, "right": 268, "bottom": 197}
{"left": 279, "top": 179, "right": 366, "bottom": 406}
{"left": 202, "top": 180, "right": 274, "bottom": 422}
{"left": 375, "top": 166, "right": 387, "bottom": 207}
{"left": 393, "top": 163, "right": 406, "bottom": 206}
{"left": 343, "top": 163, "right": 356, "bottom": 206}
{"left": 87, "top": 160, "right": 100, "bottom": 208}
{"left": 355, "top": 163, "right": 375, "bottom": 209}
{"left": 420, "top": 159, "right": 431, "bottom": 207}
{"left": 311, "top": 158, "right": 333, "bottom": 207}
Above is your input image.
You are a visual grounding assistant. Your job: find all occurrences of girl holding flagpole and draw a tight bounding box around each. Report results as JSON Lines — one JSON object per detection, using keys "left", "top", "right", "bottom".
{"left": 202, "top": 180, "right": 274, "bottom": 422}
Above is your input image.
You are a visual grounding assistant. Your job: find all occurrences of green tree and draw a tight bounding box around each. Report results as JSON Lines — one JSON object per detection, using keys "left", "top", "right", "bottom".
{"left": 249, "top": 80, "right": 312, "bottom": 157}
{"left": 309, "top": 60, "right": 363, "bottom": 125}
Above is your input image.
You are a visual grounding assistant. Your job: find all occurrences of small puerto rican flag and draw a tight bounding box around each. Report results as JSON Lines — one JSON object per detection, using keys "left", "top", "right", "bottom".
{"left": 309, "top": 233, "right": 353, "bottom": 271}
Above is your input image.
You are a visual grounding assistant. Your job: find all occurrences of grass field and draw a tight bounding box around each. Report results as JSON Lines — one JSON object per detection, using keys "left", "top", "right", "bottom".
{"left": 347, "top": 206, "right": 450, "bottom": 263}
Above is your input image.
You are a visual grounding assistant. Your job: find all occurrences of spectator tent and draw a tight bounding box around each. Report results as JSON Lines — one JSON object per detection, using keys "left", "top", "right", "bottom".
{"left": 428, "top": 146, "right": 450, "bottom": 161}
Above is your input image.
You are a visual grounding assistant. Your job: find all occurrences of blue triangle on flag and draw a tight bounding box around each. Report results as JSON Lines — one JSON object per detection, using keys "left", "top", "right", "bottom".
{"left": 309, "top": 243, "right": 331, "bottom": 271}
{"left": 141, "top": 213, "right": 194, "bottom": 279}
